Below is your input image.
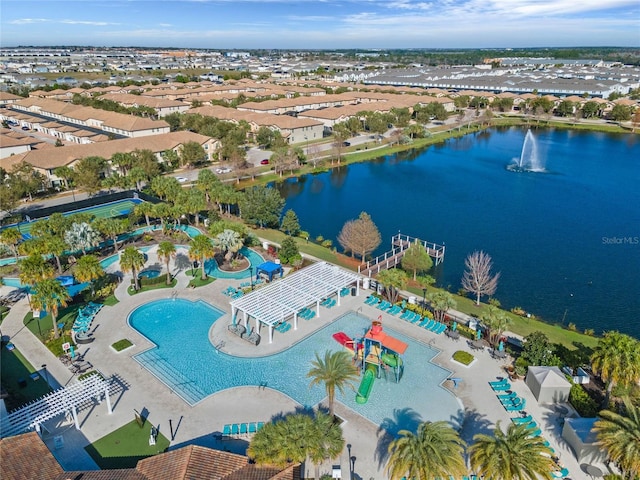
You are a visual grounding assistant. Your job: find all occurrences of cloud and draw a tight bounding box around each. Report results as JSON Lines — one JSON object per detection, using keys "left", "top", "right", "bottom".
{"left": 9, "top": 17, "right": 119, "bottom": 26}
{"left": 9, "top": 18, "right": 50, "bottom": 25}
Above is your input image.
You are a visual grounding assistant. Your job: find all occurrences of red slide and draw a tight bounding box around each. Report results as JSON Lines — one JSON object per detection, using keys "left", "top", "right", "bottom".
{"left": 333, "top": 332, "right": 362, "bottom": 351}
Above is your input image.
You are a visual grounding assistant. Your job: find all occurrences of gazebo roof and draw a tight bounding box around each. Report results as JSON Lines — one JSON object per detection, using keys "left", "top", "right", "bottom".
{"left": 231, "top": 262, "right": 361, "bottom": 328}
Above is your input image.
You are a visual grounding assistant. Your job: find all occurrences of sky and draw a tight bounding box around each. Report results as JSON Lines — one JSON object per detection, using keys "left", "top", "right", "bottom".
{"left": 1, "top": 0, "right": 639, "bottom": 49}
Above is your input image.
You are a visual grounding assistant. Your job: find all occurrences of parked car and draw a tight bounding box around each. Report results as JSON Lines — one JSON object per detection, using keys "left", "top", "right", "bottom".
{"left": 215, "top": 167, "right": 232, "bottom": 174}
{"left": 260, "top": 159, "right": 269, "bottom": 165}
{"left": 21, "top": 126, "right": 30, "bottom": 131}
{"left": 176, "top": 176, "right": 188, "bottom": 183}
{"left": 342, "top": 141, "right": 351, "bottom": 147}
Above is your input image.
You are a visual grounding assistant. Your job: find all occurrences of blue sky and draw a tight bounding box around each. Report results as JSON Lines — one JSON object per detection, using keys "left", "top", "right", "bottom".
{"left": 1, "top": 0, "right": 639, "bottom": 49}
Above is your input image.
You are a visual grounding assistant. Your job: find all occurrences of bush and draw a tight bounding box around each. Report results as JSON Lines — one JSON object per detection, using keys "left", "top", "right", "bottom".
{"left": 515, "top": 356, "right": 529, "bottom": 377}
{"left": 321, "top": 239, "right": 333, "bottom": 249}
{"left": 140, "top": 273, "right": 168, "bottom": 287}
{"left": 111, "top": 339, "right": 133, "bottom": 352}
{"left": 569, "top": 383, "right": 599, "bottom": 417}
{"left": 452, "top": 350, "right": 474, "bottom": 365}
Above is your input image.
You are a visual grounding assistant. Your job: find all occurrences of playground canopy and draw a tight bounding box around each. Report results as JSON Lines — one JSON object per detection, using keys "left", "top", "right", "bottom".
{"left": 255, "top": 261, "right": 283, "bottom": 282}
{"left": 365, "top": 325, "right": 408, "bottom": 354}
{"left": 230, "top": 262, "right": 361, "bottom": 343}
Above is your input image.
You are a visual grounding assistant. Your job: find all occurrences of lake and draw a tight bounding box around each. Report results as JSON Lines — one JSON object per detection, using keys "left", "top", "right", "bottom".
{"left": 275, "top": 127, "right": 640, "bottom": 338}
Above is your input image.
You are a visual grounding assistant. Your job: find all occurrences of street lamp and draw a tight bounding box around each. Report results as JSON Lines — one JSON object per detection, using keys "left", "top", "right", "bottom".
{"left": 250, "top": 267, "right": 254, "bottom": 290}
{"left": 349, "top": 456, "right": 356, "bottom": 480}
{"left": 422, "top": 288, "right": 427, "bottom": 315}
{"left": 41, "top": 364, "right": 50, "bottom": 390}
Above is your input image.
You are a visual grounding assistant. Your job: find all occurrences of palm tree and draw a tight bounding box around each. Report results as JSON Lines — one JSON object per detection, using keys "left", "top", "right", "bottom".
{"left": 591, "top": 331, "right": 640, "bottom": 407}
{"left": 19, "top": 254, "right": 54, "bottom": 286}
{"left": 594, "top": 397, "right": 640, "bottom": 479}
{"left": 480, "top": 304, "right": 512, "bottom": 347}
{"left": 375, "top": 268, "right": 408, "bottom": 304}
{"left": 74, "top": 254, "right": 104, "bottom": 295}
{"left": 134, "top": 201, "right": 155, "bottom": 228}
{"left": 120, "top": 246, "right": 146, "bottom": 291}
{"left": 189, "top": 234, "right": 215, "bottom": 280}
{"left": 427, "top": 291, "right": 457, "bottom": 323}
{"left": 307, "top": 350, "right": 359, "bottom": 417}
{"left": 41, "top": 234, "right": 67, "bottom": 275}
{"left": 0, "top": 227, "right": 23, "bottom": 261}
{"left": 386, "top": 421, "right": 467, "bottom": 480}
{"left": 64, "top": 222, "right": 101, "bottom": 254}
{"left": 157, "top": 241, "right": 176, "bottom": 285}
{"left": 468, "top": 421, "right": 555, "bottom": 480}
{"left": 308, "top": 410, "right": 345, "bottom": 480}
{"left": 31, "top": 278, "right": 71, "bottom": 339}
{"left": 95, "top": 218, "right": 129, "bottom": 253}
{"left": 214, "top": 229, "right": 243, "bottom": 263}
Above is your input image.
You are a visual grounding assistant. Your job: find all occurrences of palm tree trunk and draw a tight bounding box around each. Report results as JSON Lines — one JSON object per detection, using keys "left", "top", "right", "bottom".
{"left": 144, "top": 214, "right": 150, "bottom": 227}
{"left": 201, "top": 255, "right": 207, "bottom": 280}
{"left": 55, "top": 255, "right": 62, "bottom": 274}
{"left": 166, "top": 260, "right": 171, "bottom": 285}
{"left": 133, "top": 268, "right": 140, "bottom": 290}
{"left": 51, "top": 311, "right": 59, "bottom": 339}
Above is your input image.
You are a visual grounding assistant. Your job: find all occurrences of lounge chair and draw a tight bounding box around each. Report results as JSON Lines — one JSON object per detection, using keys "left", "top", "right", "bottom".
{"left": 512, "top": 415, "right": 533, "bottom": 424}
{"left": 434, "top": 323, "right": 447, "bottom": 334}
{"left": 497, "top": 391, "right": 518, "bottom": 401}
{"left": 240, "top": 423, "right": 248, "bottom": 435}
{"left": 501, "top": 396, "right": 524, "bottom": 407}
{"left": 419, "top": 318, "right": 432, "bottom": 328}
{"left": 505, "top": 400, "right": 526, "bottom": 412}
{"left": 257, "top": 422, "right": 265, "bottom": 431}
{"left": 400, "top": 310, "right": 412, "bottom": 320}
{"left": 231, "top": 424, "right": 239, "bottom": 436}
{"left": 492, "top": 382, "right": 512, "bottom": 391}
{"left": 223, "top": 424, "right": 231, "bottom": 436}
{"left": 528, "top": 428, "right": 542, "bottom": 437}
{"left": 410, "top": 313, "right": 422, "bottom": 324}
{"left": 489, "top": 378, "right": 509, "bottom": 387}
{"left": 248, "top": 422, "right": 257, "bottom": 434}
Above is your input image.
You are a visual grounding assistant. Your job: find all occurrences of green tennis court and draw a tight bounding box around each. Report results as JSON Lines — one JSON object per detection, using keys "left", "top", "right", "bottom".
{"left": 14, "top": 199, "right": 143, "bottom": 238}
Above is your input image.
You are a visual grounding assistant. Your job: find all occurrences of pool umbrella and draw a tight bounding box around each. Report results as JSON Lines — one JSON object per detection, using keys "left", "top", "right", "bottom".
{"left": 476, "top": 329, "right": 482, "bottom": 340}
{"left": 498, "top": 340, "right": 504, "bottom": 351}
{"left": 452, "top": 321, "right": 457, "bottom": 331}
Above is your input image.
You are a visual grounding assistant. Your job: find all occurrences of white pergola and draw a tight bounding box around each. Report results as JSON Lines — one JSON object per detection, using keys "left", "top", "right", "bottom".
{"left": 230, "top": 262, "right": 362, "bottom": 343}
{"left": 0, "top": 374, "right": 111, "bottom": 439}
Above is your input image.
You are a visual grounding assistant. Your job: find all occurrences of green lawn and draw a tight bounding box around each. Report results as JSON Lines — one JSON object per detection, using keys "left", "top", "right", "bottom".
{"left": 127, "top": 278, "right": 177, "bottom": 295}
{"left": 85, "top": 419, "right": 170, "bottom": 469}
{"left": 0, "top": 342, "right": 51, "bottom": 411}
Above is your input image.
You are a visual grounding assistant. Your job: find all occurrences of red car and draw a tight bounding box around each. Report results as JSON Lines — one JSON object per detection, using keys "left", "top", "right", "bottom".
{"left": 260, "top": 159, "right": 269, "bottom": 165}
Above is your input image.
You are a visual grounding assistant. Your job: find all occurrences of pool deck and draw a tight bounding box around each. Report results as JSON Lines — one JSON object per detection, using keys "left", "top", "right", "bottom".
{"left": 0, "top": 250, "right": 595, "bottom": 479}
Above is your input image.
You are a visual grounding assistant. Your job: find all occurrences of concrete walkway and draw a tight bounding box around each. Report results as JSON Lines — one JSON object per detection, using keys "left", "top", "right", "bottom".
{"left": 0, "top": 260, "right": 597, "bottom": 479}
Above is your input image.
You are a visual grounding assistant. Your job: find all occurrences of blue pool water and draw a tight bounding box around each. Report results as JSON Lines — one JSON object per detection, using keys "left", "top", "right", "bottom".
{"left": 0, "top": 277, "right": 88, "bottom": 297}
{"left": 129, "top": 299, "right": 460, "bottom": 427}
{"left": 204, "top": 247, "right": 265, "bottom": 279}
{"left": 138, "top": 270, "right": 161, "bottom": 279}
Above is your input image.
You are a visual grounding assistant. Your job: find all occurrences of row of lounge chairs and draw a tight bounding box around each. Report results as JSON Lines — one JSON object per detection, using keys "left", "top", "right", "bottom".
{"left": 321, "top": 297, "right": 336, "bottom": 308}
{"left": 222, "top": 286, "right": 244, "bottom": 299}
{"left": 72, "top": 302, "right": 103, "bottom": 333}
{"left": 221, "top": 421, "right": 265, "bottom": 438}
{"left": 339, "top": 287, "right": 351, "bottom": 297}
{"left": 275, "top": 322, "right": 291, "bottom": 333}
{"left": 366, "top": 295, "right": 449, "bottom": 334}
{"left": 299, "top": 307, "right": 316, "bottom": 320}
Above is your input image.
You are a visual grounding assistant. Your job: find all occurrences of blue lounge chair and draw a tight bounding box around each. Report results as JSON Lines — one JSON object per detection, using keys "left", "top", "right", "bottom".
{"left": 240, "top": 423, "right": 248, "bottom": 435}
{"left": 248, "top": 422, "right": 257, "bottom": 434}
{"left": 492, "top": 382, "right": 512, "bottom": 391}
{"left": 400, "top": 310, "right": 411, "bottom": 320}
{"left": 223, "top": 424, "right": 231, "bottom": 436}
{"left": 528, "top": 428, "right": 542, "bottom": 437}
{"left": 497, "top": 391, "right": 518, "bottom": 401}
{"left": 435, "top": 323, "right": 447, "bottom": 334}
{"left": 512, "top": 415, "right": 533, "bottom": 424}
{"left": 501, "top": 396, "right": 523, "bottom": 406}
{"left": 505, "top": 400, "right": 526, "bottom": 412}
{"left": 419, "top": 318, "right": 432, "bottom": 328}
{"left": 257, "top": 422, "right": 265, "bottom": 430}
{"left": 231, "top": 424, "right": 239, "bottom": 435}
{"left": 489, "top": 378, "right": 509, "bottom": 387}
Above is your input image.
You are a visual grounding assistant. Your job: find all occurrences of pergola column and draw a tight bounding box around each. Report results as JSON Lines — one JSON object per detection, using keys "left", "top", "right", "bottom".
{"left": 268, "top": 326, "right": 273, "bottom": 343}
{"left": 71, "top": 405, "right": 80, "bottom": 430}
{"left": 293, "top": 314, "right": 298, "bottom": 330}
{"left": 105, "top": 386, "right": 112, "bottom": 414}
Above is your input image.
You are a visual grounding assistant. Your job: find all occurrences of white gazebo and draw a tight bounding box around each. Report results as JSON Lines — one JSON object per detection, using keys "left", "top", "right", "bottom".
{"left": 525, "top": 366, "right": 572, "bottom": 404}
{"left": 230, "top": 262, "right": 362, "bottom": 343}
{"left": 0, "top": 374, "right": 111, "bottom": 438}
{"left": 562, "top": 417, "right": 607, "bottom": 464}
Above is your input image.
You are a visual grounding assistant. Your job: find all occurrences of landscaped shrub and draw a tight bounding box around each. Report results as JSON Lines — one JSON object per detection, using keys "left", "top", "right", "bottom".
{"left": 453, "top": 350, "right": 474, "bottom": 365}
{"left": 515, "top": 356, "right": 529, "bottom": 377}
{"left": 140, "top": 273, "right": 168, "bottom": 287}
{"left": 569, "top": 383, "right": 599, "bottom": 417}
{"left": 112, "top": 339, "right": 133, "bottom": 352}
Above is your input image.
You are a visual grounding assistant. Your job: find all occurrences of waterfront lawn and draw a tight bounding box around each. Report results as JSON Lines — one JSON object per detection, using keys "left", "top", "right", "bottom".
{"left": 85, "top": 419, "right": 169, "bottom": 469}
{"left": 0, "top": 343, "right": 51, "bottom": 410}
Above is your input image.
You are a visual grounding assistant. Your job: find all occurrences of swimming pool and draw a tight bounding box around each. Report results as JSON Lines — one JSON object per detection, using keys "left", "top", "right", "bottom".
{"left": 204, "top": 247, "right": 264, "bottom": 279}
{"left": 99, "top": 245, "right": 155, "bottom": 270}
{"left": 129, "top": 300, "right": 461, "bottom": 427}
{"left": 138, "top": 270, "right": 161, "bottom": 279}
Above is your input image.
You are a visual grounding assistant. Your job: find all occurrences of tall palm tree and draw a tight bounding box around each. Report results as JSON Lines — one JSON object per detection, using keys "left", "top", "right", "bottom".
{"left": 134, "top": 201, "right": 155, "bottom": 228}
{"left": 19, "top": 254, "right": 54, "bottom": 286}
{"left": 31, "top": 278, "right": 71, "bottom": 339}
{"left": 427, "top": 290, "right": 457, "bottom": 323}
{"left": 214, "top": 229, "right": 243, "bottom": 263}
{"left": 480, "top": 304, "right": 512, "bottom": 346}
{"left": 307, "top": 350, "right": 359, "bottom": 417}
{"left": 42, "top": 234, "right": 67, "bottom": 275}
{"left": 468, "top": 421, "right": 555, "bottom": 480}
{"left": 74, "top": 254, "right": 104, "bottom": 295}
{"left": 594, "top": 397, "right": 640, "bottom": 479}
{"left": 95, "top": 218, "right": 130, "bottom": 253}
{"left": 308, "top": 410, "right": 345, "bottom": 480}
{"left": 189, "top": 234, "right": 215, "bottom": 280}
{"left": 120, "top": 246, "right": 146, "bottom": 291}
{"left": 0, "top": 227, "right": 23, "bottom": 261}
{"left": 591, "top": 331, "right": 640, "bottom": 407}
{"left": 385, "top": 420, "right": 467, "bottom": 480}
{"left": 375, "top": 268, "right": 408, "bottom": 304}
{"left": 157, "top": 241, "right": 176, "bottom": 285}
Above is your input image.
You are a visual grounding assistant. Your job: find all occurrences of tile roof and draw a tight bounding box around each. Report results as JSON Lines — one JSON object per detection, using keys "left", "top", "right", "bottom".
{"left": 0, "top": 432, "right": 63, "bottom": 480}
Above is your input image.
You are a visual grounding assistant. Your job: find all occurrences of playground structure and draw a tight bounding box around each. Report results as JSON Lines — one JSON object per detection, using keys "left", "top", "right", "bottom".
{"left": 333, "top": 319, "right": 408, "bottom": 404}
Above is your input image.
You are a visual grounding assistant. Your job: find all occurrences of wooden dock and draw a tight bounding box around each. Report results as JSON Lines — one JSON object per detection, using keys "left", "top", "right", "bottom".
{"left": 358, "top": 233, "right": 445, "bottom": 277}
